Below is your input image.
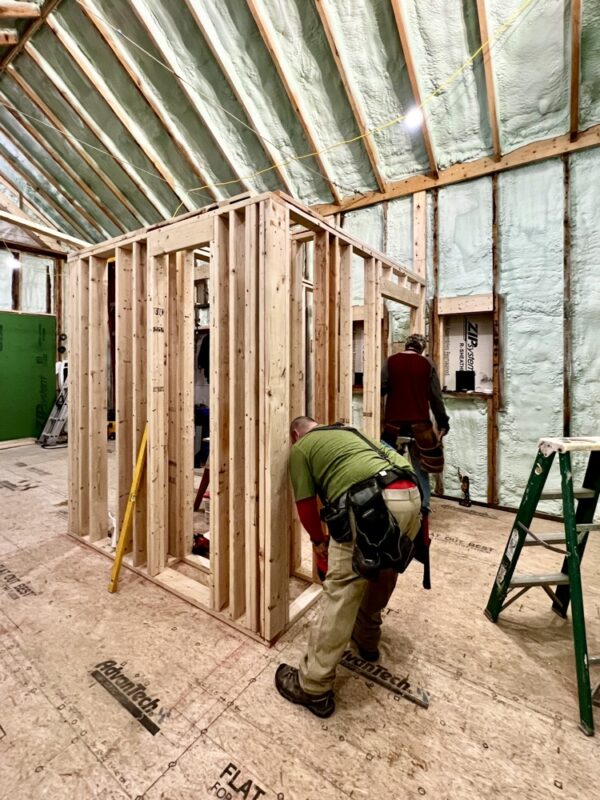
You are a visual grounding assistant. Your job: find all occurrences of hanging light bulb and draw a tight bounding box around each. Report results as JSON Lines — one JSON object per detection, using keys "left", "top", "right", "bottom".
{"left": 405, "top": 106, "right": 424, "bottom": 131}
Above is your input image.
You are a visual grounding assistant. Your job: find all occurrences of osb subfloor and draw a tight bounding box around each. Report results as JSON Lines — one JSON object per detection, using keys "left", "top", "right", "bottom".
{"left": 1, "top": 444, "right": 600, "bottom": 799}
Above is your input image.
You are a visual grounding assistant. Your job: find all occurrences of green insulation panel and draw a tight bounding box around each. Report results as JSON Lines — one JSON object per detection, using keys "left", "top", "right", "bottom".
{"left": 0, "top": 312, "right": 56, "bottom": 441}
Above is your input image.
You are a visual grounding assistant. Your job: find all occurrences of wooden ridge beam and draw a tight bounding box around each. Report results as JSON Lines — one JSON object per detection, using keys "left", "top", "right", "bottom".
{"left": 182, "top": 0, "right": 294, "bottom": 196}
{"left": 570, "top": 0, "right": 582, "bottom": 140}
{"left": 0, "top": 120, "right": 106, "bottom": 237}
{"left": 314, "top": 122, "right": 600, "bottom": 215}
{"left": 1, "top": 0, "right": 62, "bottom": 73}
{"left": 0, "top": 207, "right": 90, "bottom": 246}
{"left": 8, "top": 64, "right": 148, "bottom": 226}
{"left": 476, "top": 0, "right": 501, "bottom": 160}
{"left": 389, "top": 0, "right": 438, "bottom": 176}
{"left": 80, "top": 0, "right": 219, "bottom": 203}
{"left": 0, "top": 2, "right": 41, "bottom": 18}
{"left": 25, "top": 42, "right": 167, "bottom": 220}
{"left": 42, "top": 20, "right": 187, "bottom": 215}
{"left": 314, "top": 0, "right": 386, "bottom": 192}
{"left": 246, "top": 0, "right": 342, "bottom": 205}
{"left": 129, "top": 0, "right": 250, "bottom": 197}
{"left": 0, "top": 87, "right": 128, "bottom": 233}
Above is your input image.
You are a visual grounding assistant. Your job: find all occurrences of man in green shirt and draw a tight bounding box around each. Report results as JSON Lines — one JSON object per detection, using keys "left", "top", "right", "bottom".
{"left": 275, "top": 416, "right": 421, "bottom": 718}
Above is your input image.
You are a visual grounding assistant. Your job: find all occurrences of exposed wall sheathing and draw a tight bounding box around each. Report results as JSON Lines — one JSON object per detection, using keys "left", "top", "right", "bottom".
{"left": 497, "top": 161, "right": 564, "bottom": 507}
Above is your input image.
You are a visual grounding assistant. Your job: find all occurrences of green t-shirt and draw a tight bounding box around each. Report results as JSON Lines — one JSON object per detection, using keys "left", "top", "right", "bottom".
{"left": 288, "top": 426, "right": 414, "bottom": 504}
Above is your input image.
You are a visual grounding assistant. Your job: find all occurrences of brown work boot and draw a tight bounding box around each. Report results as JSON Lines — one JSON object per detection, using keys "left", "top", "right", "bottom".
{"left": 275, "top": 664, "right": 335, "bottom": 718}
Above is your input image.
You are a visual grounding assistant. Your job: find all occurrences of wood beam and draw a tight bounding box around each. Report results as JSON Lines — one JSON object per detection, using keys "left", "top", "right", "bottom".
{"left": 0, "top": 165, "right": 65, "bottom": 230}
{"left": 314, "top": 122, "right": 600, "bottom": 216}
{"left": 0, "top": 194, "right": 64, "bottom": 250}
{"left": 0, "top": 28, "right": 18, "bottom": 45}
{"left": 0, "top": 135, "right": 93, "bottom": 239}
{"left": 44, "top": 18, "right": 193, "bottom": 214}
{"left": 0, "top": 87, "right": 128, "bottom": 233}
{"left": 246, "top": 0, "right": 342, "bottom": 204}
{"left": 0, "top": 1, "right": 61, "bottom": 72}
{"left": 25, "top": 42, "right": 170, "bottom": 220}
{"left": 79, "top": 0, "right": 219, "bottom": 203}
{"left": 0, "top": 119, "right": 107, "bottom": 237}
{"left": 182, "top": 0, "right": 294, "bottom": 196}
{"left": 0, "top": 208, "right": 90, "bottom": 246}
{"left": 389, "top": 0, "right": 438, "bottom": 176}
{"left": 0, "top": 2, "right": 40, "bottom": 17}
{"left": 476, "top": 0, "right": 501, "bottom": 160}
{"left": 129, "top": 0, "right": 250, "bottom": 197}
{"left": 570, "top": 0, "right": 582, "bottom": 140}
{"left": 314, "top": 0, "right": 386, "bottom": 192}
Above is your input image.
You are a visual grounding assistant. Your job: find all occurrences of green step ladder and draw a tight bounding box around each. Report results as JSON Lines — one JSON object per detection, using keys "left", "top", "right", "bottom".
{"left": 484, "top": 437, "right": 600, "bottom": 736}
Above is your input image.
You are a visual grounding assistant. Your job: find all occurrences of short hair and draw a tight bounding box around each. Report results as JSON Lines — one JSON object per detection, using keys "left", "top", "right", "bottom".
{"left": 290, "top": 415, "right": 316, "bottom": 438}
{"left": 405, "top": 333, "right": 426, "bottom": 354}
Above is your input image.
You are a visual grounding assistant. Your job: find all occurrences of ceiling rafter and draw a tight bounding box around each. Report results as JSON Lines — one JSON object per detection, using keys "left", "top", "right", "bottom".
{"left": 183, "top": 0, "right": 294, "bottom": 196}
{"left": 475, "top": 0, "right": 501, "bottom": 160}
{"left": 0, "top": 194, "right": 65, "bottom": 251}
{"left": 389, "top": 0, "right": 438, "bottom": 176}
{"left": 0, "top": 93, "right": 127, "bottom": 232}
{"left": 128, "top": 0, "right": 251, "bottom": 197}
{"left": 45, "top": 15, "right": 194, "bottom": 214}
{"left": 246, "top": 0, "right": 341, "bottom": 205}
{"left": 25, "top": 42, "right": 169, "bottom": 220}
{"left": 79, "top": 0, "right": 220, "bottom": 204}
{"left": 0, "top": 168, "right": 62, "bottom": 231}
{"left": 0, "top": 136, "right": 91, "bottom": 238}
{"left": 315, "top": 122, "right": 600, "bottom": 216}
{"left": 570, "top": 0, "right": 581, "bottom": 140}
{"left": 7, "top": 65, "right": 146, "bottom": 227}
{"left": 0, "top": 119, "right": 106, "bottom": 237}
{"left": 0, "top": 0, "right": 61, "bottom": 72}
{"left": 0, "top": 2, "right": 41, "bottom": 17}
{"left": 313, "top": 0, "right": 386, "bottom": 193}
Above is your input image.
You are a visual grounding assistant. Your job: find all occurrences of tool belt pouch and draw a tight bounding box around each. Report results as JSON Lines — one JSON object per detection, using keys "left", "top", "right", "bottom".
{"left": 347, "top": 478, "right": 415, "bottom": 580}
{"left": 411, "top": 421, "right": 444, "bottom": 473}
{"left": 319, "top": 503, "right": 352, "bottom": 543}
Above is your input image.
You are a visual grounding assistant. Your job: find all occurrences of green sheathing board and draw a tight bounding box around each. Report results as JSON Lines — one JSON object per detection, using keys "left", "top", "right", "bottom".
{"left": 0, "top": 313, "right": 56, "bottom": 441}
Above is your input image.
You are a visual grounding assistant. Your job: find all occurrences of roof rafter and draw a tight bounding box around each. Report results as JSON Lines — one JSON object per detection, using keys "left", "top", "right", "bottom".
{"left": 0, "top": 168, "right": 63, "bottom": 231}
{"left": 315, "top": 123, "right": 600, "bottom": 216}
{"left": 0, "top": 136, "right": 91, "bottom": 238}
{"left": 45, "top": 15, "right": 194, "bottom": 214}
{"left": 0, "top": 119, "right": 106, "bottom": 237}
{"left": 183, "top": 0, "right": 294, "bottom": 195}
{"left": 475, "top": 0, "right": 501, "bottom": 160}
{"left": 313, "top": 0, "right": 386, "bottom": 192}
{"left": 25, "top": 42, "right": 169, "bottom": 220}
{"left": 246, "top": 0, "right": 341, "bottom": 204}
{"left": 7, "top": 64, "right": 146, "bottom": 227}
{"left": 0, "top": 0, "right": 61, "bottom": 72}
{"left": 0, "top": 193, "right": 65, "bottom": 251}
{"left": 79, "top": 0, "right": 219, "bottom": 204}
{"left": 570, "top": 0, "right": 581, "bottom": 140}
{"left": 129, "top": 0, "right": 252, "bottom": 197}
{"left": 0, "top": 91, "right": 126, "bottom": 232}
{"left": 0, "top": 2, "right": 40, "bottom": 17}
{"left": 389, "top": 0, "right": 438, "bottom": 176}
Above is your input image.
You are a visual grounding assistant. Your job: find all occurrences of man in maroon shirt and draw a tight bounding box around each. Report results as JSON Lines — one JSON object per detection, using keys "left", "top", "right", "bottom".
{"left": 381, "top": 333, "right": 449, "bottom": 511}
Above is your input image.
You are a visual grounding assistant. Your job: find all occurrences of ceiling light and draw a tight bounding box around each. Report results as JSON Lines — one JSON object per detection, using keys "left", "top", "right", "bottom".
{"left": 405, "top": 107, "right": 424, "bottom": 131}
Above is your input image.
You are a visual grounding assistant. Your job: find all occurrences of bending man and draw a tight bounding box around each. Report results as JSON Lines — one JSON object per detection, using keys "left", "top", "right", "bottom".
{"left": 275, "top": 416, "right": 421, "bottom": 718}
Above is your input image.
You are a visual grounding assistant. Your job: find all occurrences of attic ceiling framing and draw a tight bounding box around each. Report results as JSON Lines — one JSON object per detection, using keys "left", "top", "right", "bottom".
{"left": 0, "top": 0, "right": 599, "bottom": 239}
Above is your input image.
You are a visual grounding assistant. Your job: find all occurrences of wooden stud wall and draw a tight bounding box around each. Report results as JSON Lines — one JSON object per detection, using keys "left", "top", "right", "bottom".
{"left": 67, "top": 191, "right": 421, "bottom": 643}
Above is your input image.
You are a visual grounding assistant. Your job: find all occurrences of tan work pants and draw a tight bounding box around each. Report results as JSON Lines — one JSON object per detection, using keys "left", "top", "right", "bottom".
{"left": 299, "top": 486, "right": 421, "bottom": 694}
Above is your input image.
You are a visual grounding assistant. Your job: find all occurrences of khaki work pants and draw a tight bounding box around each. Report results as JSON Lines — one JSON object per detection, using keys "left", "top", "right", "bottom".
{"left": 299, "top": 486, "right": 421, "bottom": 694}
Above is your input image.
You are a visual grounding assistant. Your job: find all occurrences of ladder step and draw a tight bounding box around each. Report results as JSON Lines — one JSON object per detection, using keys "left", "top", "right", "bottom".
{"left": 524, "top": 532, "right": 569, "bottom": 546}
{"left": 510, "top": 572, "right": 570, "bottom": 588}
{"left": 541, "top": 488, "right": 595, "bottom": 500}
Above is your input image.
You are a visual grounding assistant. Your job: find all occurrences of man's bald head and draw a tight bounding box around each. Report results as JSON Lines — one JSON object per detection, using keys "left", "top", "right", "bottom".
{"left": 290, "top": 415, "right": 318, "bottom": 443}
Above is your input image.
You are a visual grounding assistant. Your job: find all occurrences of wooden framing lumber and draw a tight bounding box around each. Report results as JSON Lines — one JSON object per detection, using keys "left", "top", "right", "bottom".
{"left": 246, "top": 0, "right": 342, "bottom": 204}
{"left": 437, "top": 293, "right": 494, "bottom": 315}
{"left": 0, "top": 28, "right": 18, "bottom": 44}
{"left": 411, "top": 191, "right": 427, "bottom": 334}
{"left": 489, "top": 174, "right": 500, "bottom": 505}
{"left": 389, "top": 0, "right": 438, "bottom": 176}
{"left": 26, "top": 41, "right": 172, "bottom": 220}
{"left": 0, "top": 2, "right": 41, "bottom": 18}
{"left": 0, "top": 1, "right": 62, "bottom": 73}
{"left": 0, "top": 204, "right": 66, "bottom": 251}
{"left": 314, "top": 0, "right": 386, "bottom": 192}
{"left": 68, "top": 190, "right": 416, "bottom": 643}
{"left": 476, "top": 0, "right": 501, "bottom": 160}
{"left": 314, "top": 122, "right": 600, "bottom": 216}
{"left": 7, "top": 65, "right": 147, "bottom": 227}
{"left": 67, "top": 258, "right": 79, "bottom": 535}
{"left": 570, "top": 0, "right": 582, "bottom": 140}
